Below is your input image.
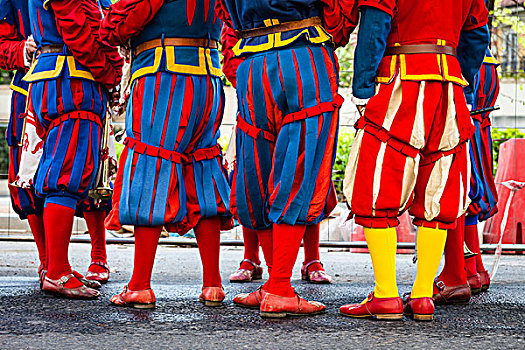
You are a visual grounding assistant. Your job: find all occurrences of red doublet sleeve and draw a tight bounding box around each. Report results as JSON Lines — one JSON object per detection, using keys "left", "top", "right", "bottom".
{"left": 463, "top": 0, "right": 489, "bottom": 31}
{"left": 358, "top": 0, "right": 396, "bottom": 17}
{"left": 221, "top": 24, "right": 243, "bottom": 88}
{"left": 0, "top": 21, "right": 25, "bottom": 71}
{"left": 51, "top": 0, "right": 123, "bottom": 89}
{"left": 320, "top": 0, "right": 359, "bottom": 48}
{"left": 99, "top": 0, "right": 164, "bottom": 47}
{"left": 215, "top": 0, "right": 233, "bottom": 28}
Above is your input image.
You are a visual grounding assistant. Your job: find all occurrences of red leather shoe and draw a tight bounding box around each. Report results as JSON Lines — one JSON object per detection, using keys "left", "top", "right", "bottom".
{"left": 42, "top": 273, "right": 100, "bottom": 299}
{"left": 479, "top": 270, "right": 490, "bottom": 292}
{"left": 260, "top": 292, "right": 326, "bottom": 318}
{"left": 229, "top": 259, "right": 263, "bottom": 283}
{"left": 339, "top": 292, "right": 403, "bottom": 320}
{"left": 233, "top": 287, "right": 267, "bottom": 309}
{"left": 72, "top": 270, "right": 102, "bottom": 290}
{"left": 199, "top": 287, "right": 225, "bottom": 307}
{"left": 467, "top": 273, "right": 482, "bottom": 295}
{"left": 433, "top": 279, "right": 471, "bottom": 305}
{"left": 85, "top": 261, "right": 110, "bottom": 284}
{"left": 110, "top": 285, "right": 156, "bottom": 309}
{"left": 301, "top": 260, "right": 332, "bottom": 284}
{"left": 404, "top": 296, "right": 434, "bottom": 321}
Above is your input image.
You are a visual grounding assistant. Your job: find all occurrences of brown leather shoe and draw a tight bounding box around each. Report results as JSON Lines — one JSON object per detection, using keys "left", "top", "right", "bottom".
{"left": 73, "top": 270, "right": 102, "bottom": 289}
{"left": 260, "top": 292, "right": 326, "bottom": 318}
{"left": 42, "top": 273, "right": 100, "bottom": 299}
{"left": 340, "top": 292, "right": 403, "bottom": 320}
{"left": 199, "top": 287, "right": 225, "bottom": 307}
{"left": 479, "top": 270, "right": 490, "bottom": 292}
{"left": 110, "top": 285, "right": 156, "bottom": 309}
{"left": 85, "top": 261, "right": 110, "bottom": 284}
{"left": 301, "top": 260, "right": 332, "bottom": 284}
{"left": 233, "top": 286, "right": 267, "bottom": 309}
{"left": 433, "top": 279, "right": 471, "bottom": 305}
{"left": 229, "top": 259, "right": 263, "bottom": 283}
{"left": 468, "top": 273, "right": 482, "bottom": 295}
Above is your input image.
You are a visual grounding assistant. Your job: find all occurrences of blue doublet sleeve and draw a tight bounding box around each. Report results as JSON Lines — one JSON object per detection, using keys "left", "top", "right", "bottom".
{"left": 352, "top": 6, "right": 391, "bottom": 100}
{"left": 457, "top": 25, "right": 490, "bottom": 87}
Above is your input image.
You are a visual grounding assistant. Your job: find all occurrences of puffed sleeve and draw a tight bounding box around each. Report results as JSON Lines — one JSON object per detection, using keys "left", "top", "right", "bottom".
{"left": 319, "top": 0, "right": 359, "bottom": 48}
{"left": 98, "top": 0, "right": 164, "bottom": 47}
{"left": 50, "top": 0, "right": 123, "bottom": 89}
{"left": 0, "top": 21, "right": 25, "bottom": 71}
{"left": 358, "top": 0, "right": 396, "bottom": 17}
{"left": 221, "top": 23, "right": 243, "bottom": 88}
{"left": 463, "top": 0, "right": 489, "bottom": 31}
{"left": 215, "top": 0, "right": 233, "bottom": 28}
{"left": 0, "top": 0, "right": 25, "bottom": 71}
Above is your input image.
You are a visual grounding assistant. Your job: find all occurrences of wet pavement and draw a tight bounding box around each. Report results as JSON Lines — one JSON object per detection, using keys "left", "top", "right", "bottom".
{"left": 0, "top": 242, "right": 524, "bottom": 349}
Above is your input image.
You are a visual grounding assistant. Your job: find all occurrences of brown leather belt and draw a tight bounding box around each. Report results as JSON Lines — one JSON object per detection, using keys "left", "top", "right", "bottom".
{"left": 36, "top": 44, "right": 64, "bottom": 58}
{"left": 384, "top": 44, "right": 456, "bottom": 57}
{"left": 237, "top": 17, "right": 322, "bottom": 39}
{"left": 134, "top": 38, "right": 218, "bottom": 57}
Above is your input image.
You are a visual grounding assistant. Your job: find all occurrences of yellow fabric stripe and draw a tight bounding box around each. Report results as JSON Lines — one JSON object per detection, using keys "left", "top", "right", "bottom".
{"left": 23, "top": 55, "right": 66, "bottom": 82}
{"left": 67, "top": 56, "right": 95, "bottom": 81}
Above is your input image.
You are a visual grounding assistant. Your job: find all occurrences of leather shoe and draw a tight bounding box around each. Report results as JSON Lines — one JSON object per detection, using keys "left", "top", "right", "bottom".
{"left": 404, "top": 296, "right": 434, "bottom": 321}
{"left": 479, "top": 270, "right": 490, "bottom": 292}
{"left": 42, "top": 273, "right": 100, "bottom": 299}
{"left": 433, "top": 279, "right": 471, "bottom": 305}
{"left": 73, "top": 270, "right": 102, "bottom": 289}
{"left": 199, "top": 287, "right": 225, "bottom": 307}
{"left": 229, "top": 259, "right": 263, "bottom": 283}
{"left": 233, "top": 286, "right": 267, "bottom": 309}
{"left": 340, "top": 292, "right": 403, "bottom": 320}
{"left": 468, "top": 273, "right": 482, "bottom": 294}
{"left": 260, "top": 292, "right": 325, "bottom": 318}
{"left": 85, "top": 261, "right": 110, "bottom": 284}
{"left": 301, "top": 260, "right": 332, "bottom": 284}
{"left": 110, "top": 285, "right": 156, "bottom": 309}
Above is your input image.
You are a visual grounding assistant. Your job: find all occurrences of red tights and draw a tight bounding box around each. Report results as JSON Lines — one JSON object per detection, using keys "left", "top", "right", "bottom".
{"left": 27, "top": 214, "right": 46, "bottom": 267}
{"left": 44, "top": 203, "right": 83, "bottom": 288}
{"left": 436, "top": 215, "right": 467, "bottom": 290}
{"left": 128, "top": 226, "right": 162, "bottom": 291}
{"left": 194, "top": 217, "right": 222, "bottom": 288}
{"left": 128, "top": 217, "right": 223, "bottom": 290}
{"left": 303, "top": 224, "right": 324, "bottom": 271}
{"left": 266, "top": 223, "right": 306, "bottom": 297}
{"left": 84, "top": 211, "right": 108, "bottom": 273}
{"left": 464, "top": 223, "right": 486, "bottom": 275}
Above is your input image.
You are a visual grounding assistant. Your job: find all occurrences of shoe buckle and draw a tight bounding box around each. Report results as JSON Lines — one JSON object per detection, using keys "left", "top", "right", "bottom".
{"left": 367, "top": 292, "right": 374, "bottom": 302}
{"left": 58, "top": 274, "right": 71, "bottom": 286}
{"left": 435, "top": 280, "right": 446, "bottom": 291}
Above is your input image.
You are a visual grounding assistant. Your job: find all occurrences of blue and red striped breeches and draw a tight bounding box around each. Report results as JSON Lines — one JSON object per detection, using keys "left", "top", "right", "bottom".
{"left": 231, "top": 43, "right": 341, "bottom": 230}
{"left": 29, "top": 77, "right": 106, "bottom": 209}
{"left": 467, "top": 62, "right": 499, "bottom": 223}
{"left": 106, "top": 72, "right": 231, "bottom": 234}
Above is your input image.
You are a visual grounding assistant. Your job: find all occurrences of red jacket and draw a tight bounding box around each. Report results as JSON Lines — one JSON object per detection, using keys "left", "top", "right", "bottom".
{"left": 361, "top": 0, "right": 488, "bottom": 86}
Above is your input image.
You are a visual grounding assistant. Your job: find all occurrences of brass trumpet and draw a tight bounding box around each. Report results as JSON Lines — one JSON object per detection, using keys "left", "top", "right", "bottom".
{"left": 88, "top": 109, "right": 116, "bottom": 200}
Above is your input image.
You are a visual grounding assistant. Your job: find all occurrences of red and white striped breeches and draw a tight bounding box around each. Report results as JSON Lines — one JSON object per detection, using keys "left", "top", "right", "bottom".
{"left": 344, "top": 75, "right": 474, "bottom": 229}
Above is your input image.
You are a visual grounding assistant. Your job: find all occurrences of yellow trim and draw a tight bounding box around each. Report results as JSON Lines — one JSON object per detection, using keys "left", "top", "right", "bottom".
{"left": 376, "top": 55, "right": 397, "bottom": 83}
{"left": 442, "top": 55, "right": 468, "bottom": 86}
{"left": 9, "top": 75, "right": 28, "bottom": 96}
{"left": 67, "top": 56, "right": 95, "bottom": 81}
{"left": 23, "top": 55, "right": 66, "bottom": 82}
{"left": 166, "top": 46, "right": 207, "bottom": 75}
{"left": 205, "top": 49, "right": 222, "bottom": 77}
{"left": 43, "top": 0, "right": 51, "bottom": 10}
{"left": 484, "top": 56, "right": 499, "bottom": 64}
{"left": 130, "top": 47, "right": 163, "bottom": 83}
{"left": 9, "top": 82, "right": 28, "bottom": 96}
{"left": 399, "top": 54, "right": 443, "bottom": 81}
